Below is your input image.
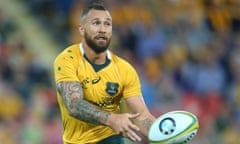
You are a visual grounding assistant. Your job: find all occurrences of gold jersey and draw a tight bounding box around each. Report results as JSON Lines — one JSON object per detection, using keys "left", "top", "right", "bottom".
{"left": 54, "top": 43, "right": 142, "bottom": 144}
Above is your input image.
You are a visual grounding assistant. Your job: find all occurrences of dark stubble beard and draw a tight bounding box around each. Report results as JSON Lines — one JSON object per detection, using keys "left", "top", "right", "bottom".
{"left": 84, "top": 31, "right": 111, "bottom": 54}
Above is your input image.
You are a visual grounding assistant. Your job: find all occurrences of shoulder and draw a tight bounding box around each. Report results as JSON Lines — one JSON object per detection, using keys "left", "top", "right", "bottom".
{"left": 54, "top": 44, "right": 82, "bottom": 63}
{"left": 111, "top": 53, "right": 134, "bottom": 68}
{"left": 56, "top": 44, "right": 81, "bottom": 58}
{"left": 110, "top": 52, "right": 138, "bottom": 73}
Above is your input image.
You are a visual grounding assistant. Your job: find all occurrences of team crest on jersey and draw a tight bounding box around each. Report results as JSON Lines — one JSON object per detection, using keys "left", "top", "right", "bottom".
{"left": 105, "top": 82, "right": 119, "bottom": 96}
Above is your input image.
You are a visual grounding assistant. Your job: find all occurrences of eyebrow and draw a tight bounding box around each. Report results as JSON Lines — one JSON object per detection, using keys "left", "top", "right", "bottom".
{"left": 91, "top": 17, "right": 112, "bottom": 22}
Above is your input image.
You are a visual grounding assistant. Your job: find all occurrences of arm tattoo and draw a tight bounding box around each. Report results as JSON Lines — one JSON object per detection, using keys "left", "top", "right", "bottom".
{"left": 57, "top": 81, "right": 110, "bottom": 125}
{"left": 140, "top": 118, "right": 154, "bottom": 131}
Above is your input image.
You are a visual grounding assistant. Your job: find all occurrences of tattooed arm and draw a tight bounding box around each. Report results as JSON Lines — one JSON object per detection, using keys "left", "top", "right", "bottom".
{"left": 57, "top": 81, "right": 143, "bottom": 142}
{"left": 124, "top": 96, "right": 156, "bottom": 136}
{"left": 57, "top": 81, "right": 110, "bottom": 124}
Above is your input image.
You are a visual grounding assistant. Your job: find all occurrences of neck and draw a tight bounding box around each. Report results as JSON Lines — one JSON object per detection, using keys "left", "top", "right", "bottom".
{"left": 82, "top": 42, "right": 107, "bottom": 65}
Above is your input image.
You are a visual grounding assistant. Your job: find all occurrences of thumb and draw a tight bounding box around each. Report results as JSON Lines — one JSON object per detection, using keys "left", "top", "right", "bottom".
{"left": 128, "top": 113, "right": 140, "bottom": 119}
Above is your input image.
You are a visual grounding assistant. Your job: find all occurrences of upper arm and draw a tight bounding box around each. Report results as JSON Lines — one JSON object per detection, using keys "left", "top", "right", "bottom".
{"left": 54, "top": 51, "right": 83, "bottom": 114}
{"left": 56, "top": 81, "right": 110, "bottom": 124}
{"left": 124, "top": 96, "right": 147, "bottom": 114}
{"left": 121, "top": 61, "right": 142, "bottom": 98}
{"left": 57, "top": 81, "right": 84, "bottom": 114}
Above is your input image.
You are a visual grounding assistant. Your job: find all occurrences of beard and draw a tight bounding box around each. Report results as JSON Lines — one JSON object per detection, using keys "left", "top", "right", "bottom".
{"left": 84, "top": 31, "right": 111, "bottom": 54}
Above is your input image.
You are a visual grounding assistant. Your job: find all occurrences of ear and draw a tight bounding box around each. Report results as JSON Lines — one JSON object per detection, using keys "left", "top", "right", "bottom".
{"left": 78, "top": 24, "right": 84, "bottom": 36}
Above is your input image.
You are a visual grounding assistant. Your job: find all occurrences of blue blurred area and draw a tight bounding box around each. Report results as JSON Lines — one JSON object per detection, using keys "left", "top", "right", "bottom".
{"left": 0, "top": 0, "right": 240, "bottom": 143}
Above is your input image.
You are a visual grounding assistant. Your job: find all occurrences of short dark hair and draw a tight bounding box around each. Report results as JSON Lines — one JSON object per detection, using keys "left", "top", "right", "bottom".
{"left": 81, "top": 1, "right": 107, "bottom": 20}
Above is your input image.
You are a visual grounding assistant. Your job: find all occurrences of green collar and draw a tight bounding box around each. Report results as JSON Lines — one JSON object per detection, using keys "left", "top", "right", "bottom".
{"left": 84, "top": 54, "right": 111, "bottom": 72}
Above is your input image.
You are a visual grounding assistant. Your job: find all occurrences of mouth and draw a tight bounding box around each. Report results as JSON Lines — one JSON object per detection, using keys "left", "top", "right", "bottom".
{"left": 95, "top": 35, "right": 107, "bottom": 41}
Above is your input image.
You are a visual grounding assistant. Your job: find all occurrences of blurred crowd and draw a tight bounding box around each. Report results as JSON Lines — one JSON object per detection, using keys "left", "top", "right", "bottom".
{"left": 1, "top": 0, "right": 240, "bottom": 143}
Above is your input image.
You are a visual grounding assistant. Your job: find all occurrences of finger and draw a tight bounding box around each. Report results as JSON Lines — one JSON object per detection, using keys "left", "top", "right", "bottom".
{"left": 128, "top": 123, "right": 140, "bottom": 131}
{"left": 128, "top": 113, "right": 140, "bottom": 119}
{"left": 119, "top": 128, "right": 124, "bottom": 135}
{"left": 125, "top": 130, "right": 141, "bottom": 142}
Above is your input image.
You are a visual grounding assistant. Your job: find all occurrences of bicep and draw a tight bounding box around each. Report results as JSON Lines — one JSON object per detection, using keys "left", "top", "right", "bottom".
{"left": 57, "top": 81, "right": 84, "bottom": 112}
{"left": 124, "top": 96, "right": 148, "bottom": 114}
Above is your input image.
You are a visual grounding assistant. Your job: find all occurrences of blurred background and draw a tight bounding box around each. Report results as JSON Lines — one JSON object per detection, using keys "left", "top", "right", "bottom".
{"left": 0, "top": 0, "right": 240, "bottom": 143}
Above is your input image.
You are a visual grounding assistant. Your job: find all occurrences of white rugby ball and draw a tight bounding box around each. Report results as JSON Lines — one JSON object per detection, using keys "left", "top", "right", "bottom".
{"left": 148, "top": 110, "right": 199, "bottom": 144}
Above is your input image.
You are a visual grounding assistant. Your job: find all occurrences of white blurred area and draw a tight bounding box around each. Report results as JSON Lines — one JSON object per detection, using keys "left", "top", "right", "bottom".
{"left": 0, "top": 0, "right": 240, "bottom": 144}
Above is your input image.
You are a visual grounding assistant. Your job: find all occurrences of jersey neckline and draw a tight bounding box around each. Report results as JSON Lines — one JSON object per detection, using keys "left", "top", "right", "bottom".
{"left": 79, "top": 43, "right": 111, "bottom": 72}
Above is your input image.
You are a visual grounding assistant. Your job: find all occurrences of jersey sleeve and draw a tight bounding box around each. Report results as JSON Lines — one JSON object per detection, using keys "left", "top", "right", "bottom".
{"left": 122, "top": 63, "right": 142, "bottom": 98}
{"left": 54, "top": 54, "right": 79, "bottom": 83}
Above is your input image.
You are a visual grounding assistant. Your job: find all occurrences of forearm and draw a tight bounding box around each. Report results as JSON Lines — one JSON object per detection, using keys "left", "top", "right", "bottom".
{"left": 69, "top": 98, "right": 110, "bottom": 124}
{"left": 134, "top": 111, "right": 156, "bottom": 136}
{"left": 125, "top": 96, "right": 156, "bottom": 136}
{"left": 57, "top": 81, "right": 110, "bottom": 125}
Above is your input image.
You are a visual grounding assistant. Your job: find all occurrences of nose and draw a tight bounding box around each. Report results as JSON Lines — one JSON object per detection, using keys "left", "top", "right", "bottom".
{"left": 98, "top": 24, "right": 106, "bottom": 33}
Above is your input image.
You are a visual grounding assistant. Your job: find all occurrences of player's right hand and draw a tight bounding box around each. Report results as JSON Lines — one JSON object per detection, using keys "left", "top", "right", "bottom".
{"left": 106, "top": 113, "right": 141, "bottom": 142}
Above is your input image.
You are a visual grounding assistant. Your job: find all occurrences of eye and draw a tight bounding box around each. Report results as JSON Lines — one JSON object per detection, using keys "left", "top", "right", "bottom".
{"left": 93, "top": 21, "right": 101, "bottom": 25}
{"left": 104, "top": 22, "right": 112, "bottom": 26}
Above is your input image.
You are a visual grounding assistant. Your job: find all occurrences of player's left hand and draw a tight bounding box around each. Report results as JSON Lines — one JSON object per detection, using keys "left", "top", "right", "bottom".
{"left": 106, "top": 113, "right": 141, "bottom": 142}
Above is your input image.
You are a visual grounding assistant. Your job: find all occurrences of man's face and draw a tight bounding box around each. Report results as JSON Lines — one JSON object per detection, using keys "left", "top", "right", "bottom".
{"left": 80, "top": 10, "right": 112, "bottom": 53}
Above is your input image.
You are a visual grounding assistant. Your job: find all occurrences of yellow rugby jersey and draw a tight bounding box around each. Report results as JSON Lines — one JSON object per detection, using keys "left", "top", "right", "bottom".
{"left": 54, "top": 43, "right": 142, "bottom": 144}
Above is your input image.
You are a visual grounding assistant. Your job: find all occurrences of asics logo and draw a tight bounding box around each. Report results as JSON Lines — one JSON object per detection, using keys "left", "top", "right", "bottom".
{"left": 92, "top": 76, "right": 101, "bottom": 84}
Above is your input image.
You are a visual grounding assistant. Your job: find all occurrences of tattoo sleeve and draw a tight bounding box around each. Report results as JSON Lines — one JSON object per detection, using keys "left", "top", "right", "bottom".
{"left": 57, "top": 81, "right": 110, "bottom": 125}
